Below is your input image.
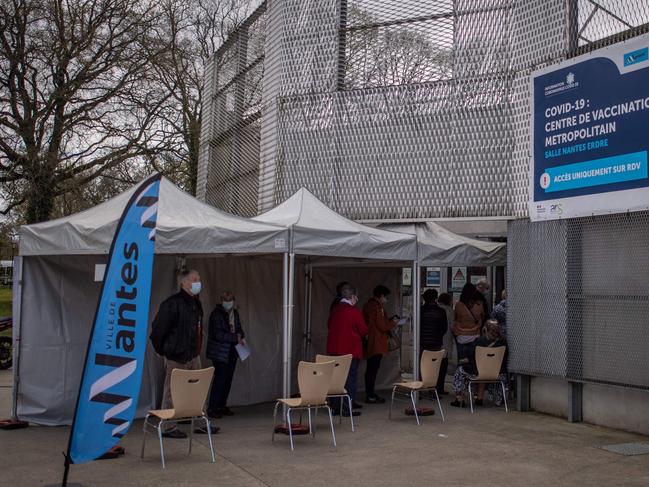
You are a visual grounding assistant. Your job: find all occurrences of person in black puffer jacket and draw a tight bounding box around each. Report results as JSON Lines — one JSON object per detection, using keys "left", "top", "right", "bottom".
{"left": 206, "top": 291, "right": 245, "bottom": 418}
{"left": 420, "top": 289, "right": 449, "bottom": 395}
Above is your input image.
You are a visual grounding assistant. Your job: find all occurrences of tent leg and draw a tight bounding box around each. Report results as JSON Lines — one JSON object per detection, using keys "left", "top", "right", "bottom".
{"left": 302, "top": 259, "right": 311, "bottom": 361}
{"left": 282, "top": 253, "right": 289, "bottom": 400}
{"left": 11, "top": 256, "right": 23, "bottom": 420}
{"left": 412, "top": 261, "right": 420, "bottom": 387}
{"left": 305, "top": 264, "right": 313, "bottom": 361}
{"left": 287, "top": 253, "right": 296, "bottom": 395}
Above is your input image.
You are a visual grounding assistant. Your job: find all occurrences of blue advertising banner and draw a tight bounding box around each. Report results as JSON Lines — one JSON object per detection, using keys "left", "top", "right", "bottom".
{"left": 68, "top": 174, "right": 161, "bottom": 464}
{"left": 530, "top": 33, "right": 649, "bottom": 221}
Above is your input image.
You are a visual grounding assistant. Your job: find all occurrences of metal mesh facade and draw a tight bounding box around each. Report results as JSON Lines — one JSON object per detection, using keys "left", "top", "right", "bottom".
{"left": 199, "top": 2, "right": 649, "bottom": 389}
{"left": 199, "top": 1, "right": 649, "bottom": 218}
{"left": 509, "top": 214, "right": 649, "bottom": 390}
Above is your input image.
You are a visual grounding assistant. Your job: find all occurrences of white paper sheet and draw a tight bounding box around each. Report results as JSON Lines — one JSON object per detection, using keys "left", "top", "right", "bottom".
{"left": 235, "top": 342, "right": 251, "bottom": 361}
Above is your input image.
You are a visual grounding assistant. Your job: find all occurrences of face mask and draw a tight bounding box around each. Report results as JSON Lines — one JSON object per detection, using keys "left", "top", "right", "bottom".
{"left": 222, "top": 301, "right": 234, "bottom": 311}
{"left": 190, "top": 282, "right": 202, "bottom": 295}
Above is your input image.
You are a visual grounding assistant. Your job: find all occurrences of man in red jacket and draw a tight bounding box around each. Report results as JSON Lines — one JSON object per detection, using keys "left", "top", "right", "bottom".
{"left": 326, "top": 283, "right": 368, "bottom": 416}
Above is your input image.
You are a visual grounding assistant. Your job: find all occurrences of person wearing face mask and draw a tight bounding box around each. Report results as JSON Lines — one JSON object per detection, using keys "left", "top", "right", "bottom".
{"left": 326, "top": 283, "right": 368, "bottom": 416}
{"left": 363, "top": 285, "right": 398, "bottom": 404}
{"left": 150, "top": 269, "right": 213, "bottom": 438}
{"left": 206, "top": 291, "right": 245, "bottom": 418}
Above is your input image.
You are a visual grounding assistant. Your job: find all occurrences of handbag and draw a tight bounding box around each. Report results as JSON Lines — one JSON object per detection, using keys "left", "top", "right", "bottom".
{"left": 387, "top": 329, "right": 401, "bottom": 352}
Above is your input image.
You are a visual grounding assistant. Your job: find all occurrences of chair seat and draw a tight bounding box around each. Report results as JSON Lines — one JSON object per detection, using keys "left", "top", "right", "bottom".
{"left": 394, "top": 381, "right": 424, "bottom": 390}
{"left": 468, "top": 377, "right": 503, "bottom": 383}
{"left": 148, "top": 409, "right": 177, "bottom": 420}
{"left": 327, "top": 388, "right": 347, "bottom": 396}
{"left": 278, "top": 397, "right": 328, "bottom": 408}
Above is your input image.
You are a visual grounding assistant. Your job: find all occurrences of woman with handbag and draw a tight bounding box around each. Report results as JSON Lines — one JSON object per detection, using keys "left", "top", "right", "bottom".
{"left": 451, "top": 282, "right": 485, "bottom": 369}
{"left": 362, "top": 285, "right": 399, "bottom": 404}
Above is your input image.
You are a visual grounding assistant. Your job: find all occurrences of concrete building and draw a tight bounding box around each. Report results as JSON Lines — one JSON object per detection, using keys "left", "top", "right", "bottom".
{"left": 198, "top": 1, "right": 649, "bottom": 434}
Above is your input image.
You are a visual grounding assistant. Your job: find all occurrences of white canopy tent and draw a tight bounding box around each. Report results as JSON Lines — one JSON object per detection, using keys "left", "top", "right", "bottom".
{"left": 381, "top": 222, "right": 506, "bottom": 266}
{"left": 20, "top": 177, "right": 288, "bottom": 256}
{"left": 254, "top": 188, "right": 420, "bottom": 395}
{"left": 13, "top": 180, "right": 508, "bottom": 425}
{"left": 13, "top": 177, "right": 289, "bottom": 425}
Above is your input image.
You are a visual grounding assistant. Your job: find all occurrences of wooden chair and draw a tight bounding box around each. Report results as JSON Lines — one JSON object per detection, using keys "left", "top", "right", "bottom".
{"left": 389, "top": 350, "right": 446, "bottom": 425}
{"left": 141, "top": 367, "right": 215, "bottom": 468}
{"left": 272, "top": 360, "right": 336, "bottom": 451}
{"left": 316, "top": 354, "right": 355, "bottom": 431}
{"left": 468, "top": 346, "right": 508, "bottom": 413}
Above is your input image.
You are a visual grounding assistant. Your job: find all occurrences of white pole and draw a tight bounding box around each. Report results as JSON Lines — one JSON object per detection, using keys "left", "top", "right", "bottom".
{"left": 282, "top": 252, "right": 289, "bottom": 399}
{"left": 305, "top": 264, "right": 313, "bottom": 361}
{"left": 286, "top": 252, "right": 296, "bottom": 395}
{"left": 11, "top": 256, "right": 23, "bottom": 420}
{"left": 412, "top": 260, "right": 420, "bottom": 385}
{"left": 302, "top": 259, "right": 310, "bottom": 361}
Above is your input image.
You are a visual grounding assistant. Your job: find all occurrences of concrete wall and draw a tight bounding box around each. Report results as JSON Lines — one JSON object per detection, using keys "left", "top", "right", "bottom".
{"left": 530, "top": 376, "right": 569, "bottom": 419}
{"left": 530, "top": 377, "right": 649, "bottom": 435}
{"left": 583, "top": 383, "right": 649, "bottom": 436}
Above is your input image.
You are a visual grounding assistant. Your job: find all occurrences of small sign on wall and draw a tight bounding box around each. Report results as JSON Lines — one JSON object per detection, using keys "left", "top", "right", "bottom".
{"left": 451, "top": 266, "right": 467, "bottom": 290}
{"left": 94, "top": 264, "right": 106, "bottom": 282}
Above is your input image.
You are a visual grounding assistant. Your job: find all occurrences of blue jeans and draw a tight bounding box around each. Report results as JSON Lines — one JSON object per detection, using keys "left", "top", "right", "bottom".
{"left": 330, "top": 357, "right": 360, "bottom": 410}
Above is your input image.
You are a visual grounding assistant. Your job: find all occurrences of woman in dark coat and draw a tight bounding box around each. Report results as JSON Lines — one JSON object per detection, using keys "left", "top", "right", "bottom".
{"left": 206, "top": 291, "right": 245, "bottom": 418}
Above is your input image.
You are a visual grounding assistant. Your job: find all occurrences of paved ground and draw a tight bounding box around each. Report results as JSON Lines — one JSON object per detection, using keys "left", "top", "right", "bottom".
{"left": 1, "top": 369, "right": 648, "bottom": 486}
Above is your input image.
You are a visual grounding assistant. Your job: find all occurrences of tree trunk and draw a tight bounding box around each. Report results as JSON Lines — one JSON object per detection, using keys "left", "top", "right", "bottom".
{"left": 25, "top": 164, "right": 56, "bottom": 224}
{"left": 187, "top": 117, "right": 201, "bottom": 196}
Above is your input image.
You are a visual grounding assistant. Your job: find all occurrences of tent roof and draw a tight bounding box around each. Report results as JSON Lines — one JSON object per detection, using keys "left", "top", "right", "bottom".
{"left": 380, "top": 222, "right": 506, "bottom": 266}
{"left": 254, "top": 188, "right": 417, "bottom": 261}
{"left": 20, "top": 177, "right": 289, "bottom": 256}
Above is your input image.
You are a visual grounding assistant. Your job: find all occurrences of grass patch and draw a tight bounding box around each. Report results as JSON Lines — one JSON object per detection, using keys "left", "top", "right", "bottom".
{"left": 0, "top": 288, "right": 10, "bottom": 317}
{"left": 0, "top": 288, "right": 10, "bottom": 338}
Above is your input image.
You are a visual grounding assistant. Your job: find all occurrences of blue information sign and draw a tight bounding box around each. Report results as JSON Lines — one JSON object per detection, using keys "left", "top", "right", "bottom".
{"left": 530, "top": 33, "right": 649, "bottom": 221}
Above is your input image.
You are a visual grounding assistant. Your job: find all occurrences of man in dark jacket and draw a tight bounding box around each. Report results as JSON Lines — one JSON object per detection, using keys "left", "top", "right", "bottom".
{"left": 420, "top": 289, "right": 449, "bottom": 395}
{"left": 206, "top": 291, "right": 245, "bottom": 418}
{"left": 150, "top": 269, "right": 204, "bottom": 438}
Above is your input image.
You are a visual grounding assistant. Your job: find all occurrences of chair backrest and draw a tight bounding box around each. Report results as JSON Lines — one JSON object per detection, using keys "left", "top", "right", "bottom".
{"left": 170, "top": 367, "right": 215, "bottom": 418}
{"left": 420, "top": 350, "right": 445, "bottom": 387}
{"left": 474, "top": 346, "right": 506, "bottom": 381}
{"left": 297, "top": 360, "right": 335, "bottom": 406}
{"left": 315, "top": 354, "right": 352, "bottom": 395}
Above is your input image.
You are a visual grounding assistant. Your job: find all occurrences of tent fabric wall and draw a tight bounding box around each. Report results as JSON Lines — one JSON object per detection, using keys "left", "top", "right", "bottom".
{"left": 185, "top": 255, "right": 294, "bottom": 405}
{"left": 17, "top": 255, "right": 177, "bottom": 425}
{"left": 308, "top": 266, "right": 403, "bottom": 392}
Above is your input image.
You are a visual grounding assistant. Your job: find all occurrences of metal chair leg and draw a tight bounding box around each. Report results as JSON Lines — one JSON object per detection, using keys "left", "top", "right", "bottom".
{"left": 389, "top": 386, "right": 396, "bottom": 420}
{"left": 189, "top": 418, "right": 194, "bottom": 455}
{"left": 410, "top": 391, "right": 420, "bottom": 425}
{"left": 287, "top": 408, "right": 294, "bottom": 451}
{"left": 326, "top": 405, "right": 337, "bottom": 447}
{"left": 308, "top": 408, "right": 313, "bottom": 437}
{"left": 140, "top": 414, "right": 149, "bottom": 459}
{"left": 346, "top": 395, "right": 355, "bottom": 432}
{"left": 272, "top": 401, "right": 280, "bottom": 442}
{"left": 501, "top": 381, "right": 509, "bottom": 412}
{"left": 204, "top": 415, "right": 216, "bottom": 463}
{"left": 434, "top": 390, "right": 445, "bottom": 422}
{"left": 469, "top": 382, "right": 474, "bottom": 413}
{"left": 157, "top": 421, "right": 166, "bottom": 469}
